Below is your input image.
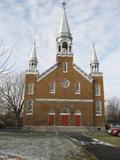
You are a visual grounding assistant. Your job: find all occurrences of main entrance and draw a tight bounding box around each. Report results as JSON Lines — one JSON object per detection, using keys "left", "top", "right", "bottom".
{"left": 60, "top": 108, "right": 70, "bottom": 126}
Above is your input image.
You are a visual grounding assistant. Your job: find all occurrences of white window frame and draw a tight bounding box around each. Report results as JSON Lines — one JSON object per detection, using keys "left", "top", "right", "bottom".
{"left": 96, "top": 101, "right": 102, "bottom": 116}
{"left": 28, "top": 83, "right": 34, "bottom": 95}
{"left": 49, "top": 81, "right": 55, "bottom": 94}
{"left": 26, "top": 99, "right": 33, "bottom": 115}
{"left": 95, "top": 84, "right": 101, "bottom": 96}
{"left": 63, "top": 62, "right": 68, "bottom": 73}
{"left": 75, "top": 82, "right": 80, "bottom": 94}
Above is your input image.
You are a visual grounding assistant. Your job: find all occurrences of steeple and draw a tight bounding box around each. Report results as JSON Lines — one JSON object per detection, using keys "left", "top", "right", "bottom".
{"left": 28, "top": 41, "right": 38, "bottom": 71}
{"left": 56, "top": 2, "right": 73, "bottom": 55}
{"left": 58, "top": 2, "right": 71, "bottom": 37}
{"left": 90, "top": 44, "right": 99, "bottom": 74}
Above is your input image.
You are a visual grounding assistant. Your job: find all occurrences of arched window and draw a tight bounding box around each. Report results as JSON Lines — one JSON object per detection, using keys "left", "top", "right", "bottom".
{"left": 69, "top": 46, "right": 71, "bottom": 52}
{"left": 28, "top": 83, "right": 34, "bottom": 94}
{"left": 75, "top": 82, "right": 80, "bottom": 94}
{"left": 96, "top": 101, "right": 102, "bottom": 116}
{"left": 27, "top": 99, "right": 33, "bottom": 115}
{"left": 58, "top": 46, "right": 61, "bottom": 52}
{"left": 63, "top": 62, "right": 68, "bottom": 73}
{"left": 48, "top": 109, "right": 55, "bottom": 115}
{"left": 49, "top": 81, "right": 55, "bottom": 93}
{"left": 95, "top": 84, "right": 101, "bottom": 96}
{"left": 61, "top": 108, "right": 70, "bottom": 114}
{"left": 62, "top": 42, "right": 68, "bottom": 52}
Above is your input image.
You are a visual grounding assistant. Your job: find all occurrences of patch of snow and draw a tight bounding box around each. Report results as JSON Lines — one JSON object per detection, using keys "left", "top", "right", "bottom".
{"left": 0, "top": 133, "right": 81, "bottom": 160}
{"left": 92, "top": 138, "right": 114, "bottom": 146}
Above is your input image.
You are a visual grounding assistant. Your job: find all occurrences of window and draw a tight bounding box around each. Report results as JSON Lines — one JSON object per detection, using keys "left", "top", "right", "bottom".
{"left": 49, "top": 81, "right": 55, "bottom": 93}
{"left": 63, "top": 62, "right": 68, "bottom": 73}
{"left": 60, "top": 108, "right": 70, "bottom": 115}
{"left": 62, "top": 42, "right": 68, "bottom": 52}
{"left": 75, "top": 82, "right": 80, "bottom": 94}
{"left": 26, "top": 99, "right": 33, "bottom": 115}
{"left": 96, "top": 101, "right": 102, "bottom": 116}
{"left": 69, "top": 46, "right": 71, "bottom": 52}
{"left": 28, "top": 83, "right": 34, "bottom": 94}
{"left": 61, "top": 79, "right": 70, "bottom": 88}
{"left": 58, "top": 46, "right": 61, "bottom": 52}
{"left": 95, "top": 84, "right": 101, "bottom": 96}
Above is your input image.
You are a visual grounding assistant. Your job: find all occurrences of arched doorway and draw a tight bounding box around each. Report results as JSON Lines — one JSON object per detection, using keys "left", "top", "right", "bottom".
{"left": 48, "top": 109, "right": 55, "bottom": 126}
{"left": 60, "top": 108, "right": 70, "bottom": 126}
{"left": 74, "top": 110, "right": 81, "bottom": 126}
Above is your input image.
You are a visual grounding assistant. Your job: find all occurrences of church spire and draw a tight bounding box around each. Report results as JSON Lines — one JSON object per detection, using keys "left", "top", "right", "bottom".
{"left": 90, "top": 44, "right": 99, "bottom": 74}
{"left": 28, "top": 41, "right": 38, "bottom": 71}
{"left": 56, "top": 2, "right": 72, "bottom": 55}
{"left": 58, "top": 2, "right": 71, "bottom": 36}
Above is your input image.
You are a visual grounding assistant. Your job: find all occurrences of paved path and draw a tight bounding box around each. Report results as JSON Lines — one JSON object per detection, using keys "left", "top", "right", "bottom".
{"left": 66, "top": 132, "right": 120, "bottom": 160}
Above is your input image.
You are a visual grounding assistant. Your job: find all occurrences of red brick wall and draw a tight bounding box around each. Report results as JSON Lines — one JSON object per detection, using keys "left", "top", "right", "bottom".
{"left": 23, "top": 56, "right": 105, "bottom": 127}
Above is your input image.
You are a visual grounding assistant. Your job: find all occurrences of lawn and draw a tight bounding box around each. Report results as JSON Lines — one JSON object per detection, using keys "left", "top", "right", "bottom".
{"left": 0, "top": 132, "right": 96, "bottom": 160}
{"left": 89, "top": 132, "right": 120, "bottom": 146}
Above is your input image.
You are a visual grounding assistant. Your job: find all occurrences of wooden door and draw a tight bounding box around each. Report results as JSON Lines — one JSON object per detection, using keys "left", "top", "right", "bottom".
{"left": 61, "top": 115, "right": 69, "bottom": 126}
{"left": 48, "top": 115, "right": 55, "bottom": 126}
{"left": 75, "top": 115, "right": 80, "bottom": 126}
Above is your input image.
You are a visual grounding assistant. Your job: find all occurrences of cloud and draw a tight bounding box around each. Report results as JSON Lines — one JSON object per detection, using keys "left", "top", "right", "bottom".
{"left": 0, "top": 0, "right": 120, "bottom": 99}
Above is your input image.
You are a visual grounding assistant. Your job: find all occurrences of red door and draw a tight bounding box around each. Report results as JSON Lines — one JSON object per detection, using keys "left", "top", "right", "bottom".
{"left": 61, "top": 115, "right": 69, "bottom": 126}
{"left": 48, "top": 115, "right": 55, "bottom": 126}
{"left": 75, "top": 115, "right": 80, "bottom": 126}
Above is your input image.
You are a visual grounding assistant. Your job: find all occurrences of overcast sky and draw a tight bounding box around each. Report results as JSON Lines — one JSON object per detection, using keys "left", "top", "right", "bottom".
{"left": 0, "top": 0, "right": 120, "bottom": 100}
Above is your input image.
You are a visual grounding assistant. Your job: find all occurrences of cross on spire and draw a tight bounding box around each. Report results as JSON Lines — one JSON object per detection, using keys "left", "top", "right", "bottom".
{"left": 62, "top": 1, "right": 67, "bottom": 9}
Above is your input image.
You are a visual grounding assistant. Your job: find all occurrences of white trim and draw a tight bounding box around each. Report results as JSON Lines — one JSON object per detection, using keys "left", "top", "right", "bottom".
{"left": 37, "top": 65, "right": 57, "bottom": 81}
{"left": 48, "top": 113, "right": 55, "bottom": 115}
{"left": 75, "top": 92, "right": 80, "bottom": 94}
{"left": 26, "top": 112, "right": 33, "bottom": 116}
{"left": 60, "top": 113, "right": 70, "bottom": 115}
{"left": 73, "top": 64, "right": 93, "bottom": 83}
{"left": 36, "top": 98, "right": 93, "bottom": 102}
{"left": 26, "top": 71, "right": 38, "bottom": 75}
{"left": 57, "top": 54, "right": 73, "bottom": 57}
{"left": 74, "top": 112, "right": 81, "bottom": 115}
{"left": 96, "top": 114, "right": 102, "bottom": 116}
{"left": 91, "top": 73, "right": 103, "bottom": 77}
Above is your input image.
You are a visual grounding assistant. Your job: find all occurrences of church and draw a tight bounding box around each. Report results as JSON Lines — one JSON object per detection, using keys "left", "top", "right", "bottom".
{"left": 23, "top": 4, "right": 105, "bottom": 129}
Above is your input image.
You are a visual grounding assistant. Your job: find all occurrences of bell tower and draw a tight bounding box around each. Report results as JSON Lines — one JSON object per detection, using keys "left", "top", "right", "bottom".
{"left": 56, "top": 2, "right": 73, "bottom": 57}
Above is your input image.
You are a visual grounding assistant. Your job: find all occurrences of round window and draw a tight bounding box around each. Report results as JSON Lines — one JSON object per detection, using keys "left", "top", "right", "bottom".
{"left": 61, "top": 80, "right": 70, "bottom": 88}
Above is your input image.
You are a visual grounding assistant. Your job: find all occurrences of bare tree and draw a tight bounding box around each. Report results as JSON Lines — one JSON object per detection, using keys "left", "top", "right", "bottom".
{"left": 0, "top": 73, "right": 24, "bottom": 127}
{"left": 0, "top": 39, "right": 13, "bottom": 79}
{"left": 106, "top": 97, "right": 120, "bottom": 124}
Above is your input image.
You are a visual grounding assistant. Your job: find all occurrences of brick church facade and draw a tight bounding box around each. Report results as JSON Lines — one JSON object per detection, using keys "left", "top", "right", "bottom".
{"left": 23, "top": 4, "right": 105, "bottom": 128}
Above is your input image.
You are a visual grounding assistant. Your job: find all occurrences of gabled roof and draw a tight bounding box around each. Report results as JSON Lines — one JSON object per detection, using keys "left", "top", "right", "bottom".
{"left": 37, "top": 64, "right": 57, "bottom": 81}
{"left": 73, "top": 64, "right": 93, "bottom": 83}
{"left": 37, "top": 63, "right": 93, "bottom": 83}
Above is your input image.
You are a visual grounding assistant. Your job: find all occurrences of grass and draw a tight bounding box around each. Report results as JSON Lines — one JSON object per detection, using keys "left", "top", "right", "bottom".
{"left": 88, "top": 132, "right": 120, "bottom": 146}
